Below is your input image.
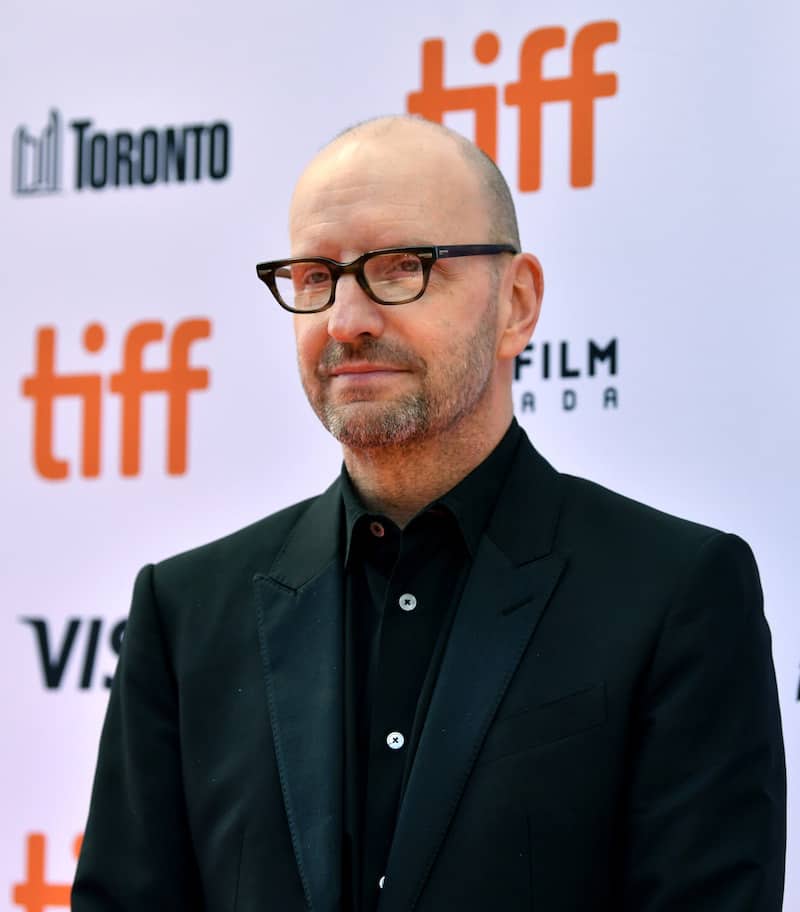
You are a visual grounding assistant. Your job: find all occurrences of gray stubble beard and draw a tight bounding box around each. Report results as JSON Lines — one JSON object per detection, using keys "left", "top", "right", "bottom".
{"left": 302, "top": 296, "right": 499, "bottom": 451}
{"left": 320, "top": 392, "right": 432, "bottom": 450}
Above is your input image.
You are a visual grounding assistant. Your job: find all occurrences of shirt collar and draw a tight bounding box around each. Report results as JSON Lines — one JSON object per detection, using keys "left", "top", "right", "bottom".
{"left": 340, "top": 419, "right": 522, "bottom": 563}
{"left": 340, "top": 470, "right": 372, "bottom": 566}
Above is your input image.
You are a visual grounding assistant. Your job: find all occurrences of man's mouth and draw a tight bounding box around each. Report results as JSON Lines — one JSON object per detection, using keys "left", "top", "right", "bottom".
{"left": 327, "top": 362, "right": 409, "bottom": 378}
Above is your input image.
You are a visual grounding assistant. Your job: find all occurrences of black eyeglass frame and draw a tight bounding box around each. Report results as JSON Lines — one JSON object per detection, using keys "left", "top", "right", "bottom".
{"left": 255, "top": 243, "right": 518, "bottom": 313}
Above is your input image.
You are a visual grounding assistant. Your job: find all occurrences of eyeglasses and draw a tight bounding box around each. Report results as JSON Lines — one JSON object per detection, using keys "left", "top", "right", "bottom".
{"left": 255, "top": 244, "right": 518, "bottom": 314}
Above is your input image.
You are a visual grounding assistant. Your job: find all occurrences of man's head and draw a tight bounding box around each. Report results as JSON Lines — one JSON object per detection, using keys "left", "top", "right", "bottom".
{"left": 287, "top": 115, "right": 543, "bottom": 452}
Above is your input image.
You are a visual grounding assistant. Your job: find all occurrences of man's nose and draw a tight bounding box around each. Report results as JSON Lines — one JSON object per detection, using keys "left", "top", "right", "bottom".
{"left": 326, "top": 274, "right": 386, "bottom": 342}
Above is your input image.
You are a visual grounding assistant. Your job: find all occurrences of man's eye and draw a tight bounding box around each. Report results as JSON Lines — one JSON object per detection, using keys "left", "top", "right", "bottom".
{"left": 373, "top": 255, "right": 421, "bottom": 278}
{"left": 387, "top": 255, "right": 421, "bottom": 274}
{"left": 302, "top": 269, "right": 330, "bottom": 287}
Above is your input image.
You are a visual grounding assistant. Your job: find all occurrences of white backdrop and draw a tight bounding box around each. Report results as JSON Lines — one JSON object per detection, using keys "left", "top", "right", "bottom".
{"left": 2, "top": 0, "right": 797, "bottom": 908}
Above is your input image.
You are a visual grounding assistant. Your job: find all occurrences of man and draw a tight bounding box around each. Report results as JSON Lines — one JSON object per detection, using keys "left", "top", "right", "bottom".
{"left": 72, "top": 116, "right": 786, "bottom": 911}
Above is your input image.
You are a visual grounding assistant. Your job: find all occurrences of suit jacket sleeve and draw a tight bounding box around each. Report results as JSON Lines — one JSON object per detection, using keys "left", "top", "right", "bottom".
{"left": 72, "top": 563, "right": 202, "bottom": 911}
{"left": 621, "top": 532, "right": 786, "bottom": 910}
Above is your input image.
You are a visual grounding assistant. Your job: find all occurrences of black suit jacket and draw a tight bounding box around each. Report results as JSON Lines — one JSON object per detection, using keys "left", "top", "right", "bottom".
{"left": 72, "top": 435, "right": 786, "bottom": 911}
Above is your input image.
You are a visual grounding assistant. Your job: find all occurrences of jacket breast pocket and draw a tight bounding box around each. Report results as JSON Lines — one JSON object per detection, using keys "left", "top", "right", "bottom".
{"left": 478, "top": 682, "right": 607, "bottom": 765}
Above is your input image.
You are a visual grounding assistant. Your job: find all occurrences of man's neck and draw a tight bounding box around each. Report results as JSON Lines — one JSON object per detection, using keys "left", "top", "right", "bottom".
{"left": 342, "top": 407, "right": 514, "bottom": 528}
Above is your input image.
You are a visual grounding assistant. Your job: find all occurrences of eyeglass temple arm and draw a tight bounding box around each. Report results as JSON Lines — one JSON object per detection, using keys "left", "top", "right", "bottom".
{"left": 434, "top": 244, "right": 518, "bottom": 259}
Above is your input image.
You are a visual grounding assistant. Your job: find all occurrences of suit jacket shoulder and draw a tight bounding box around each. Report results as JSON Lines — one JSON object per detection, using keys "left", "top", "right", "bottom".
{"left": 557, "top": 470, "right": 749, "bottom": 573}
{"left": 156, "top": 492, "right": 319, "bottom": 585}
{"left": 139, "top": 480, "right": 341, "bottom": 659}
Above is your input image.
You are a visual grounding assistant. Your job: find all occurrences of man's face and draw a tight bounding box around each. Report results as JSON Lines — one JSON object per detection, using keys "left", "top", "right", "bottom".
{"left": 289, "top": 128, "right": 505, "bottom": 451}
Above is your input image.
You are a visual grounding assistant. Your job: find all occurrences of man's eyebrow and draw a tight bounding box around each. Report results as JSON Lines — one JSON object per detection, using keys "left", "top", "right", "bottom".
{"left": 291, "top": 240, "right": 438, "bottom": 259}
{"left": 367, "top": 239, "right": 437, "bottom": 252}
{"left": 363, "top": 239, "right": 436, "bottom": 250}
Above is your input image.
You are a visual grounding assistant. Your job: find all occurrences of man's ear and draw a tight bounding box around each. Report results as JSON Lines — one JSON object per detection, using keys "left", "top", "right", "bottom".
{"left": 497, "top": 253, "right": 543, "bottom": 360}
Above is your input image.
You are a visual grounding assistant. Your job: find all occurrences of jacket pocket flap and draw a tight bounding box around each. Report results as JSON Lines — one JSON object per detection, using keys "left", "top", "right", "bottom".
{"left": 478, "top": 682, "right": 607, "bottom": 765}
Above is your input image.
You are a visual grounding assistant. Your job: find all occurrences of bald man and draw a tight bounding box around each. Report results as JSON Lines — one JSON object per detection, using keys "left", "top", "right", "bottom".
{"left": 73, "top": 117, "right": 785, "bottom": 912}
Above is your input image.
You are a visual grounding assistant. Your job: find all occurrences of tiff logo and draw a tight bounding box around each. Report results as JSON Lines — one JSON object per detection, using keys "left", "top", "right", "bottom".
{"left": 21, "top": 319, "right": 211, "bottom": 480}
{"left": 13, "top": 109, "right": 61, "bottom": 195}
{"left": 407, "top": 21, "right": 619, "bottom": 191}
{"left": 12, "top": 833, "right": 82, "bottom": 911}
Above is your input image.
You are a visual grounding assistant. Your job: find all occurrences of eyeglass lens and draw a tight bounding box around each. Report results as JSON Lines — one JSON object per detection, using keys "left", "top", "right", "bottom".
{"left": 275, "top": 252, "right": 425, "bottom": 311}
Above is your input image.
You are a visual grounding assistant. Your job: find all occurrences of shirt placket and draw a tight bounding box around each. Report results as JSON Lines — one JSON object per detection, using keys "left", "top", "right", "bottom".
{"left": 361, "top": 527, "right": 442, "bottom": 907}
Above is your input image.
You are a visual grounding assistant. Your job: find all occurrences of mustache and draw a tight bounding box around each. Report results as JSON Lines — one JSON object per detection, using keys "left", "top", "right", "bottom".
{"left": 318, "top": 338, "right": 426, "bottom": 373}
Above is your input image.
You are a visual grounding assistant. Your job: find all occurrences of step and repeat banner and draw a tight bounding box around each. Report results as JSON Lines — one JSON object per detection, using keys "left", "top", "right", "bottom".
{"left": 2, "top": 0, "right": 798, "bottom": 908}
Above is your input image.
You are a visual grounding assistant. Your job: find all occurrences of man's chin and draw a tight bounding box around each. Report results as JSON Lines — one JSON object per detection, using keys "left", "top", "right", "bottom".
{"left": 319, "top": 398, "right": 430, "bottom": 450}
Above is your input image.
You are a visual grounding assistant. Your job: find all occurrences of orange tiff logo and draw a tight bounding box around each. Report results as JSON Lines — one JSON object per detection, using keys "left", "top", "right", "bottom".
{"left": 21, "top": 318, "right": 210, "bottom": 480}
{"left": 12, "top": 833, "right": 82, "bottom": 912}
{"left": 407, "top": 21, "right": 619, "bottom": 191}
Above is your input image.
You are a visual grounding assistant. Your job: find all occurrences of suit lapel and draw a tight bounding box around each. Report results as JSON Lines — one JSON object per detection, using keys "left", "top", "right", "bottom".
{"left": 379, "top": 437, "right": 568, "bottom": 912}
{"left": 253, "top": 480, "right": 344, "bottom": 912}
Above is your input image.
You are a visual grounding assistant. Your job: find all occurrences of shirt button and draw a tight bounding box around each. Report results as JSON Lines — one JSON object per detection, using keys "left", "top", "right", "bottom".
{"left": 399, "top": 593, "right": 417, "bottom": 611}
{"left": 369, "top": 521, "right": 385, "bottom": 538}
{"left": 387, "top": 731, "right": 405, "bottom": 750}
{"left": 379, "top": 875, "right": 386, "bottom": 889}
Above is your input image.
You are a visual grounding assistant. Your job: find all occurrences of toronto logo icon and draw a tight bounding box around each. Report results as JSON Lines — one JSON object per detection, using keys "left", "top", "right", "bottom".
{"left": 13, "top": 109, "right": 61, "bottom": 195}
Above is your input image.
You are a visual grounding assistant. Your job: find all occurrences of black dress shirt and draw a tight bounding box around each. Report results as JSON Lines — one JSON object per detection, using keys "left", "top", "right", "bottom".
{"left": 340, "top": 419, "right": 522, "bottom": 911}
